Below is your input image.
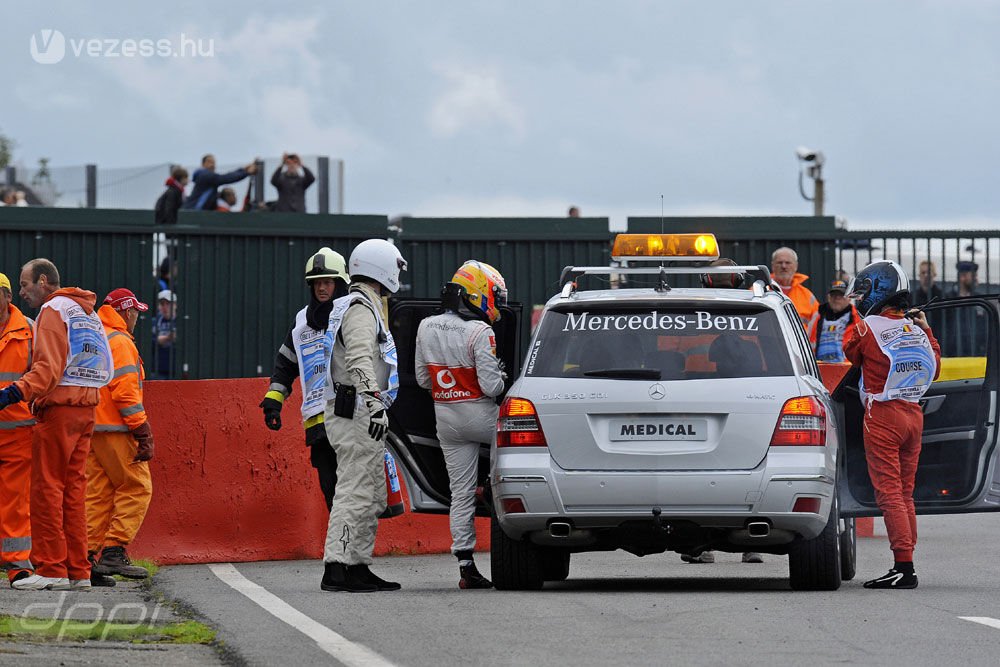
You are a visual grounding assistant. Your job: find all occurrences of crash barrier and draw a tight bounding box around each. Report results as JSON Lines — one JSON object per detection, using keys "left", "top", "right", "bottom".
{"left": 130, "top": 377, "right": 490, "bottom": 564}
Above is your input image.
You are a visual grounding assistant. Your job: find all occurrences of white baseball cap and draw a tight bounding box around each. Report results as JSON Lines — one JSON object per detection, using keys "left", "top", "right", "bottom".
{"left": 157, "top": 290, "right": 177, "bottom": 303}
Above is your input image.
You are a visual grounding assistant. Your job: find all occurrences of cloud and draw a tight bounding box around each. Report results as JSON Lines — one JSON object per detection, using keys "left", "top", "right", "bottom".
{"left": 428, "top": 62, "right": 526, "bottom": 139}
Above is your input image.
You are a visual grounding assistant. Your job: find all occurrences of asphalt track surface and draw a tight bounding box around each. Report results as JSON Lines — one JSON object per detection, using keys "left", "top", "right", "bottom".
{"left": 151, "top": 512, "right": 1000, "bottom": 667}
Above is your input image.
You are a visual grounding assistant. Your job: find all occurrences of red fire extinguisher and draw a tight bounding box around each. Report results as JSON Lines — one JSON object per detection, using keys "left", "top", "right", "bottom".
{"left": 380, "top": 448, "right": 405, "bottom": 519}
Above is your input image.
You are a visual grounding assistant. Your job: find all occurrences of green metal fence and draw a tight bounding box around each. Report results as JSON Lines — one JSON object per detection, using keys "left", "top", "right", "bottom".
{"left": 2, "top": 208, "right": 993, "bottom": 378}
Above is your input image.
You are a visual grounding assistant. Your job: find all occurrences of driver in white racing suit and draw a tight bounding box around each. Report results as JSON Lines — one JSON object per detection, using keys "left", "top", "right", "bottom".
{"left": 415, "top": 260, "right": 507, "bottom": 589}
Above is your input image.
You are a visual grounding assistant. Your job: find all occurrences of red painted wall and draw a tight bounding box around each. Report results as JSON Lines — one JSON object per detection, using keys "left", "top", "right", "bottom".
{"left": 131, "top": 378, "right": 488, "bottom": 565}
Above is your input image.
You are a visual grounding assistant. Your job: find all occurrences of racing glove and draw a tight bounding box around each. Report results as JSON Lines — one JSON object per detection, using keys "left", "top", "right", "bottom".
{"left": 259, "top": 397, "right": 283, "bottom": 431}
{"left": 0, "top": 384, "right": 23, "bottom": 410}
{"left": 131, "top": 422, "right": 155, "bottom": 462}
{"left": 362, "top": 392, "right": 388, "bottom": 441}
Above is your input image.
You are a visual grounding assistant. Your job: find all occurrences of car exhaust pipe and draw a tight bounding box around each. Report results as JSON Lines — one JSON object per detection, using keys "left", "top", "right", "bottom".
{"left": 746, "top": 521, "right": 771, "bottom": 538}
{"left": 549, "top": 522, "right": 572, "bottom": 538}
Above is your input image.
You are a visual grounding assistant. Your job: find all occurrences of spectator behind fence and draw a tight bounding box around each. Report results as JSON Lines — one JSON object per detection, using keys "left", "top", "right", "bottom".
{"left": 156, "top": 257, "right": 176, "bottom": 293}
{"left": 154, "top": 167, "right": 189, "bottom": 225}
{"left": 216, "top": 187, "right": 237, "bottom": 212}
{"left": 183, "top": 154, "right": 258, "bottom": 211}
{"left": 14, "top": 191, "right": 27, "bottom": 207}
{"left": 0, "top": 189, "right": 15, "bottom": 206}
{"left": 913, "top": 260, "right": 943, "bottom": 305}
{"left": 770, "top": 246, "right": 820, "bottom": 343}
{"left": 568, "top": 206, "right": 580, "bottom": 218}
{"left": 948, "top": 260, "right": 979, "bottom": 298}
{"left": 270, "top": 153, "right": 315, "bottom": 213}
{"left": 152, "top": 290, "right": 177, "bottom": 380}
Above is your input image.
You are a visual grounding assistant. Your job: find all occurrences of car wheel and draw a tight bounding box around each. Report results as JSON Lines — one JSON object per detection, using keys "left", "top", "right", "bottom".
{"left": 788, "top": 497, "right": 843, "bottom": 591}
{"left": 839, "top": 517, "right": 857, "bottom": 581}
{"left": 490, "top": 515, "right": 544, "bottom": 590}
{"left": 540, "top": 548, "right": 571, "bottom": 582}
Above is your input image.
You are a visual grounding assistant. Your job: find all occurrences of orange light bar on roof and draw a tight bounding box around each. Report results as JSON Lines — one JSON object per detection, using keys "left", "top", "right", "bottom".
{"left": 611, "top": 233, "right": 720, "bottom": 262}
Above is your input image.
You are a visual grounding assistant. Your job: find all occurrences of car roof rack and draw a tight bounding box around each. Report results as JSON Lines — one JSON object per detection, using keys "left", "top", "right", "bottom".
{"left": 558, "top": 264, "right": 781, "bottom": 298}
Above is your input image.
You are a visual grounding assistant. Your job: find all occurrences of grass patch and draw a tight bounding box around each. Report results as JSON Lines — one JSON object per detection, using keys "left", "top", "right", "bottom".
{"left": 111, "top": 557, "right": 160, "bottom": 581}
{"left": 0, "top": 615, "right": 215, "bottom": 644}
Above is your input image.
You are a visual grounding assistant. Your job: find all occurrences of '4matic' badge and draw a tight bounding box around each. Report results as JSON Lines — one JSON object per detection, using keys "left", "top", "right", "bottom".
{"left": 648, "top": 384, "right": 665, "bottom": 400}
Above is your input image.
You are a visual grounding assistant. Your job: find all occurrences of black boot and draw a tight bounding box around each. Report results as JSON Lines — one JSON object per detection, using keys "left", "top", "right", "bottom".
{"left": 94, "top": 546, "right": 148, "bottom": 579}
{"left": 863, "top": 564, "right": 918, "bottom": 590}
{"left": 320, "top": 562, "right": 378, "bottom": 593}
{"left": 88, "top": 553, "right": 116, "bottom": 587}
{"left": 354, "top": 564, "right": 401, "bottom": 591}
{"left": 459, "top": 563, "right": 493, "bottom": 590}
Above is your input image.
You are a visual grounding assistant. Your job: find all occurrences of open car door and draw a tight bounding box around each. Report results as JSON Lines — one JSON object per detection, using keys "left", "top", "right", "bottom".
{"left": 387, "top": 298, "right": 522, "bottom": 515}
{"left": 837, "top": 296, "right": 1000, "bottom": 516}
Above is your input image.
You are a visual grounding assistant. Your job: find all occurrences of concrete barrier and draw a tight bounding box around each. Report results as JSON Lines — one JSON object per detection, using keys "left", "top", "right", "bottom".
{"left": 130, "top": 378, "right": 488, "bottom": 565}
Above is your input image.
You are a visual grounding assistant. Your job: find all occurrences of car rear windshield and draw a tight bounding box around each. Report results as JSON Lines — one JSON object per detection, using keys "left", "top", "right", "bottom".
{"left": 525, "top": 305, "right": 793, "bottom": 379}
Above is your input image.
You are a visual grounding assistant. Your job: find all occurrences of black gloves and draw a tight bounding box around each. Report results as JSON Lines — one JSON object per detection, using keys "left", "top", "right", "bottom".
{"left": 131, "top": 422, "right": 155, "bottom": 462}
{"left": 260, "top": 397, "right": 282, "bottom": 431}
{"left": 362, "top": 392, "right": 388, "bottom": 441}
{"left": 0, "top": 384, "right": 23, "bottom": 410}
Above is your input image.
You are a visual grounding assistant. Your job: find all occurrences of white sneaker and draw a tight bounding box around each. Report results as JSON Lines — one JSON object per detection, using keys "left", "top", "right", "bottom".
{"left": 70, "top": 579, "right": 92, "bottom": 591}
{"left": 11, "top": 575, "right": 71, "bottom": 591}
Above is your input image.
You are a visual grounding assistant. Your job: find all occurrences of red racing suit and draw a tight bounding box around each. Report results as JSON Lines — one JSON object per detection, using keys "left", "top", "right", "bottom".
{"left": 414, "top": 312, "right": 504, "bottom": 554}
{"left": 844, "top": 310, "right": 941, "bottom": 563}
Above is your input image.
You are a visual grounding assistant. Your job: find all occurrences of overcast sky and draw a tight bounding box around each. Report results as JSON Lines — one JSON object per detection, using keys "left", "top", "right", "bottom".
{"left": 2, "top": 1, "right": 998, "bottom": 228}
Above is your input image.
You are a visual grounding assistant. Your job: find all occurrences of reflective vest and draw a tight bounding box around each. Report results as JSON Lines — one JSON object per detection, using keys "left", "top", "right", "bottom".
{"left": 324, "top": 292, "right": 399, "bottom": 406}
{"left": 0, "top": 306, "right": 35, "bottom": 430}
{"left": 815, "top": 308, "right": 856, "bottom": 363}
{"left": 859, "top": 315, "right": 937, "bottom": 404}
{"left": 94, "top": 306, "right": 147, "bottom": 433}
{"left": 291, "top": 306, "right": 333, "bottom": 424}
{"left": 41, "top": 296, "right": 112, "bottom": 388}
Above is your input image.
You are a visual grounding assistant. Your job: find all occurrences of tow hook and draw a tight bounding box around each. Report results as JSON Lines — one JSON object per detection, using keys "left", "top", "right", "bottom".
{"left": 652, "top": 507, "right": 671, "bottom": 534}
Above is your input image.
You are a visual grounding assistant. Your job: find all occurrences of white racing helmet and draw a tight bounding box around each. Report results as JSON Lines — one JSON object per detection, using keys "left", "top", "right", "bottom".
{"left": 349, "top": 239, "right": 407, "bottom": 293}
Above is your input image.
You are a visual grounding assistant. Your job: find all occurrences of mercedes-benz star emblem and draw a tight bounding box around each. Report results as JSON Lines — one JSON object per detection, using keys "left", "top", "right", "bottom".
{"left": 648, "top": 383, "right": 665, "bottom": 400}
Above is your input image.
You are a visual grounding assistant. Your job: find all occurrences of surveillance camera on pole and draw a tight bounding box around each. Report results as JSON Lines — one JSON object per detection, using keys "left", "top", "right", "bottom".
{"left": 796, "top": 146, "right": 825, "bottom": 216}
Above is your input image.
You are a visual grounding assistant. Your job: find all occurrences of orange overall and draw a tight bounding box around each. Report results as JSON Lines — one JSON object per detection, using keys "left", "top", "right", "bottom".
{"left": 844, "top": 312, "right": 941, "bottom": 562}
{"left": 87, "top": 306, "right": 152, "bottom": 554}
{"left": 13, "top": 289, "right": 105, "bottom": 581}
{"left": 0, "top": 304, "right": 35, "bottom": 579}
{"left": 773, "top": 272, "right": 820, "bottom": 344}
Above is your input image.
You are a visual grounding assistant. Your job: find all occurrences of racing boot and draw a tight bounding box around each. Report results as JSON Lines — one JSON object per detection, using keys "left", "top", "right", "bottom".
{"left": 88, "top": 553, "right": 116, "bottom": 587}
{"left": 681, "top": 551, "right": 715, "bottom": 564}
{"left": 355, "top": 564, "right": 401, "bottom": 591}
{"left": 93, "top": 546, "right": 149, "bottom": 579}
{"left": 863, "top": 562, "right": 918, "bottom": 590}
{"left": 320, "top": 562, "right": 377, "bottom": 593}
{"left": 458, "top": 562, "right": 493, "bottom": 590}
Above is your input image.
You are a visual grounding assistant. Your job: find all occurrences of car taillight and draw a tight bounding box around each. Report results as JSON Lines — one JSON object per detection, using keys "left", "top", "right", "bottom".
{"left": 497, "top": 397, "right": 547, "bottom": 447}
{"left": 770, "top": 396, "right": 826, "bottom": 446}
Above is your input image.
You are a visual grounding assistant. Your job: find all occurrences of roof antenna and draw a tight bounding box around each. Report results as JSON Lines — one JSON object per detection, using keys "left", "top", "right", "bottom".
{"left": 660, "top": 194, "right": 664, "bottom": 235}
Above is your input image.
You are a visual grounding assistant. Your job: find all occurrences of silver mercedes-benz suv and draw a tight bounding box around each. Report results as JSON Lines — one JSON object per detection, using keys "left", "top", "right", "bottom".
{"left": 490, "top": 235, "right": 848, "bottom": 590}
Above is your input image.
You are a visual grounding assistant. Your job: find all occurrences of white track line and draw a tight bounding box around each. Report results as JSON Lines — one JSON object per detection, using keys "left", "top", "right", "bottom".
{"left": 208, "top": 563, "right": 397, "bottom": 667}
{"left": 959, "top": 616, "right": 1000, "bottom": 631}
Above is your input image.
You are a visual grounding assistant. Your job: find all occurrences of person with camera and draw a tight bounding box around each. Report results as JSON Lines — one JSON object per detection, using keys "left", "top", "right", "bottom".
{"left": 271, "top": 153, "right": 315, "bottom": 213}
{"left": 844, "top": 261, "right": 941, "bottom": 589}
{"left": 182, "top": 154, "right": 258, "bottom": 211}
{"left": 321, "top": 239, "right": 406, "bottom": 593}
{"left": 260, "top": 248, "right": 349, "bottom": 510}
{"left": 414, "top": 261, "right": 508, "bottom": 589}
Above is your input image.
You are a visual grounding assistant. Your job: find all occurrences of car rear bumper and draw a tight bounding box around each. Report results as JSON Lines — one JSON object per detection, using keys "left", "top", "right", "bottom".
{"left": 492, "top": 449, "right": 836, "bottom": 544}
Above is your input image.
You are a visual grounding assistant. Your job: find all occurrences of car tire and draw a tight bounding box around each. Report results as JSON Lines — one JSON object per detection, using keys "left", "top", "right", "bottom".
{"left": 788, "top": 497, "right": 843, "bottom": 591}
{"left": 540, "top": 548, "right": 571, "bottom": 582}
{"left": 839, "top": 517, "right": 857, "bottom": 581}
{"left": 490, "top": 515, "right": 544, "bottom": 590}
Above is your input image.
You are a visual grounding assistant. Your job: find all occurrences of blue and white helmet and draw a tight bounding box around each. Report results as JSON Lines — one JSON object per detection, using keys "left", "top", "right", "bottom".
{"left": 848, "top": 260, "right": 909, "bottom": 316}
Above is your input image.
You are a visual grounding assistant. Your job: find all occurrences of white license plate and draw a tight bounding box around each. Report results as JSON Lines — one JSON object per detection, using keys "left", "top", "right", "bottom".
{"left": 609, "top": 418, "right": 707, "bottom": 441}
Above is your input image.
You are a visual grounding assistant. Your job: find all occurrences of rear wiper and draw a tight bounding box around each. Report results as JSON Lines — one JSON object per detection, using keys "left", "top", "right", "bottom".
{"left": 583, "top": 368, "right": 662, "bottom": 380}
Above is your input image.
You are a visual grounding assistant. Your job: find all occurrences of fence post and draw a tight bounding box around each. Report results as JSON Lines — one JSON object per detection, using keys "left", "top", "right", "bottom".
{"left": 254, "top": 159, "right": 265, "bottom": 208}
{"left": 317, "top": 156, "right": 330, "bottom": 214}
{"left": 5, "top": 166, "right": 15, "bottom": 187}
{"left": 85, "top": 164, "right": 97, "bottom": 208}
{"left": 337, "top": 160, "right": 345, "bottom": 213}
